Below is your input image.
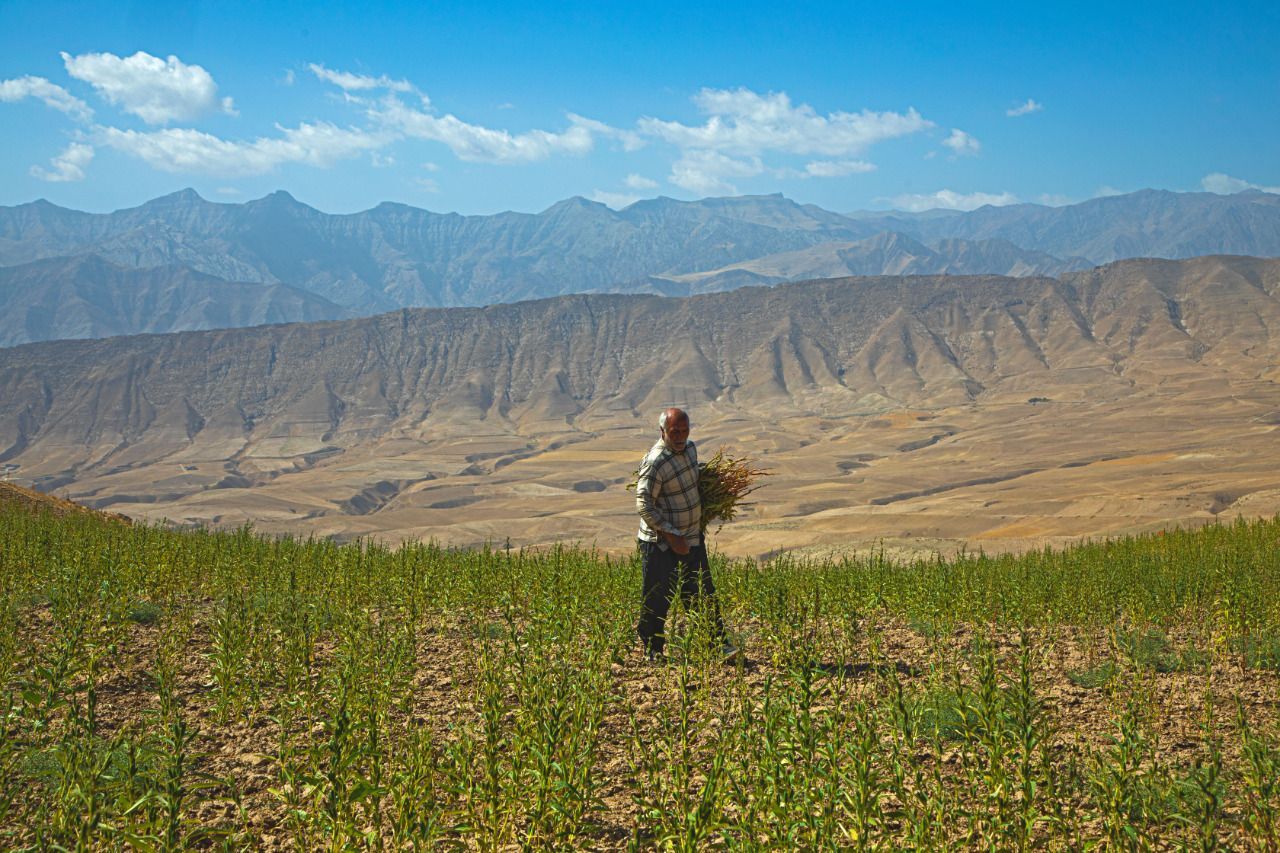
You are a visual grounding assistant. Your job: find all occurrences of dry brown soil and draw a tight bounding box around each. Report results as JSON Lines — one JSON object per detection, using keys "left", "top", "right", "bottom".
{"left": 49, "top": 373, "right": 1280, "bottom": 560}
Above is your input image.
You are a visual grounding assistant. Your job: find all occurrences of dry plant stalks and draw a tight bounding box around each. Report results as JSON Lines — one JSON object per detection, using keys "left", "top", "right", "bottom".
{"left": 696, "top": 449, "right": 771, "bottom": 533}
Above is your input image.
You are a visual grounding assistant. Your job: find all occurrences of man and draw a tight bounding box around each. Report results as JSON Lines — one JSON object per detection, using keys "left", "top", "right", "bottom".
{"left": 634, "top": 407, "right": 738, "bottom": 663}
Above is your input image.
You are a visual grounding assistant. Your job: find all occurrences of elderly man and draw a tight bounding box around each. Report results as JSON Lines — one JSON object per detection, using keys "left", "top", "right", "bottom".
{"left": 635, "top": 407, "right": 738, "bottom": 663}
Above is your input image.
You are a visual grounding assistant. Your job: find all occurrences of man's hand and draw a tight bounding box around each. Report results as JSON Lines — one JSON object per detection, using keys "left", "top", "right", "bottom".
{"left": 664, "top": 532, "right": 691, "bottom": 555}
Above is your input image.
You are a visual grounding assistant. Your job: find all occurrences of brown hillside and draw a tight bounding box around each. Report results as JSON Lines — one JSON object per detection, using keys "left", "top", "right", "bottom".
{"left": 0, "top": 481, "right": 130, "bottom": 524}
{"left": 1, "top": 255, "right": 1278, "bottom": 556}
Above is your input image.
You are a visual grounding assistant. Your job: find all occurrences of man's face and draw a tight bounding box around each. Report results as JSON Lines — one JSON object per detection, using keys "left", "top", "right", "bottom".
{"left": 661, "top": 416, "right": 690, "bottom": 452}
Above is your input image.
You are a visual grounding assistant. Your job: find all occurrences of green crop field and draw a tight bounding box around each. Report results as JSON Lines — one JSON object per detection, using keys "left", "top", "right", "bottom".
{"left": 2, "top": 505, "right": 1279, "bottom": 849}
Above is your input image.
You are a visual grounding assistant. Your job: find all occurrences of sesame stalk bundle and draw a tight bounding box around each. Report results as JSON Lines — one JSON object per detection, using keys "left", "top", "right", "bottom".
{"left": 696, "top": 449, "right": 770, "bottom": 533}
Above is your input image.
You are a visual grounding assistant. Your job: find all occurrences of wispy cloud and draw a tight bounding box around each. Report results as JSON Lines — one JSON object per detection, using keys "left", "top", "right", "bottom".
{"left": 941, "top": 128, "right": 980, "bottom": 156}
{"left": 1201, "top": 172, "right": 1280, "bottom": 195}
{"left": 595, "top": 175, "right": 659, "bottom": 207}
{"left": 370, "top": 95, "right": 601, "bottom": 164}
{"left": 640, "top": 88, "right": 931, "bottom": 157}
{"left": 887, "top": 189, "right": 1018, "bottom": 212}
{"left": 1006, "top": 98, "right": 1043, "bottom": 117}
{"left": 802, "top": 159, "right": 876, "bottom": 177}
{"left": 308, "top": 63, "right": 415, "bottom": 94}
{"left": 669, "top": 149, "right": 764, "bottom": 195}
{"left": 6, "top": 56, "right": 958, "bottom": 201}
{"left": 62, "top": 50, "right": 234, "bottom": 124}
{"left": 624, "top": 173, "right": 658, "bottom": 190}
{"left": 0, "top": 75, "right": 93, "bottom": 121}
{"left": 590, "top": 189, "right": 641, "bottom": 209}
{"left": 30, "top": 142, "right": 94, "bottom": 182}
{"left": 99, "top": 122, "right": 386, "bottom": 175}
{"left": 567, "top": 113, "right": 644, "bottom": 151}
{"left": 638, "top": 88, "right": 927, "bottom": 194}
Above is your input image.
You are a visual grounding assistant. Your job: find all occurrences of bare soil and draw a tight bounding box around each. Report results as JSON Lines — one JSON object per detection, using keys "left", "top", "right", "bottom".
{"left": 15, "top": 600, "right": 1278, "bottom": 848}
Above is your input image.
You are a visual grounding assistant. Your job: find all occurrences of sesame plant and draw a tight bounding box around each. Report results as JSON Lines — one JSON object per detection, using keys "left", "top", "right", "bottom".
{"left": 1, "top": 504, "right": 1279, "bottom": 847}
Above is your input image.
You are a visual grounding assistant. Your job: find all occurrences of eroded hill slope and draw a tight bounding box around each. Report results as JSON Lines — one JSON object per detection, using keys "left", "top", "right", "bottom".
{"left": 2, "top": 255, "right": 1278, "bottom": 555}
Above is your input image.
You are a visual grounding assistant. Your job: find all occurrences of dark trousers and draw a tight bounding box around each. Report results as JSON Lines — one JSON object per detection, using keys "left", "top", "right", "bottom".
{"left": 637, "top": 540, "right": 725, "bottom": 654}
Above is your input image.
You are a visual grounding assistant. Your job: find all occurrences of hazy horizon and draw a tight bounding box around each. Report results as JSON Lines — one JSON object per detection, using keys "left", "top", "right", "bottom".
{"left": 7, "top": 183, "right": 1279, "bottom": 221}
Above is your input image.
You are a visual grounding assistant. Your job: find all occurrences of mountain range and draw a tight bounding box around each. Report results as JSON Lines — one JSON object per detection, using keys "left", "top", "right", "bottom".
{"left": 1, "top": 188, "right": 1277, "bottom": 347}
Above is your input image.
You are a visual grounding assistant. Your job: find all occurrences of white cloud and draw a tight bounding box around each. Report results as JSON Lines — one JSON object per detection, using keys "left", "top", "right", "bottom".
{"left": 632, "top": 88, "right": 930, "bottom": 196}
{"left": 1037, "top": 193, "right": 1073, "bottom": 206}
{"left": 38, "top": 70, "right": 946, "bottom": 194}
{"left": 567, "top": 113, "right": 644, "bottom": 151}
{"left": 1094, "top": 185, "right": 1126, "bottom": 198}
{"left": 624, "top": 173, "right": 658, "bottom": 189}
{"left": 62, "top": 51, "right": 234, "bottom": 124}
{"left": 0, "top": 75, "right": 93, "bottom": 121}
{"left": 1201, "top": 172, "right": 1280, "bottom": 195}
{"left": 308, "top": 63, "right": 415, "bottom": 94}
{"left": 888, "top": 189, "right": 1018, "bottom": 212}
{"left": 215, "top": 186, "right": 242, "bottom": 196}
{"left": 415, "top": 176, "right": 440, "bottom": 193}
{"left": 308, "top": 68, "right": 637, "bottom": 167}
{"left": 371, "top": 95, "right": 599, "bottom": 163}
{"left": 30, "top": 142, "right": 94, "bottom": 182}
{"left": 281, "top": 70, "right": 296, "bottom": 86}
{"left": 640, "top": 88, "right": 931, "bottom": 158}
{"left": 1006, "top": 98, "right": 1043, "bottom": 117}
{"left": 942, "top": 128, "right": 980, "bottom": 156}
{"left": 98, "top": 122, "right": 386, "bottom": 175}
{"left": 669, "top": 149, "right": 763, "bottom": 195}
{"left": 802, "top": 159, "right": 876, "bottom": 177}
{"left": 590, "top": 190, "right": 642, "bottom": 209}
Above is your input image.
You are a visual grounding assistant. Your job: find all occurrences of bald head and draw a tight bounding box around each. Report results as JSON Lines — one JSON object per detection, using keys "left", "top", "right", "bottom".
{"left": 658, "top": 407, "right": 688, "bottom": 431}
{"left": 658, "top": 407, "right": 690, "bottom": 452}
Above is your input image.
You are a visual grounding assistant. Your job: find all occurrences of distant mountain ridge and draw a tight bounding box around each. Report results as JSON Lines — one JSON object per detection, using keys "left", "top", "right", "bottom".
{"left": 0, "top": 254, "right": 350, "bottom": 347}
{"left": 883, "top": 189, "right": 1280, "bottom": 262}
{"left": 0, "top": 188, "right": 1277, "bottom": 344}
{"left": 642, "top": 231, "right": 1092, "bottom": 294}
{"left": 0, "top": 190, "right": 873, "bottom": 313}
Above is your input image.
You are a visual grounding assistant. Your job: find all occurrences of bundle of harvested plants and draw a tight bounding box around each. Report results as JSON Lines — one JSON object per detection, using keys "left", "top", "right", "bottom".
{"left": 627, "top": 448, "right": 770, "bottom": 533}
{"left": 696, "top": 449, "right": 770, "bottom": 533}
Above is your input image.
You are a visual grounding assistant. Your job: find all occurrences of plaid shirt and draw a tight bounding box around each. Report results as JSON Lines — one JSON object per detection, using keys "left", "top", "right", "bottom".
{"left": 635, "top": 438, "right": 702, "bottom": 548}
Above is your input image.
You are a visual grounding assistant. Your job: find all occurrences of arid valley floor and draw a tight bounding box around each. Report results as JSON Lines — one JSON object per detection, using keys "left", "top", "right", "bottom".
{"left": 5, "top": 257, "right": 1279, "bottom": 557}
{"left": 28, "top": 372, "right": 1279, "bottom": 560}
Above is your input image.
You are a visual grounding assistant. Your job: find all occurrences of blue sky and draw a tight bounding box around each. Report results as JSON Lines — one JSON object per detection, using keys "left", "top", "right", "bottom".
{"left": 1, "top": 0, "right": 1277, "bottom": 215}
